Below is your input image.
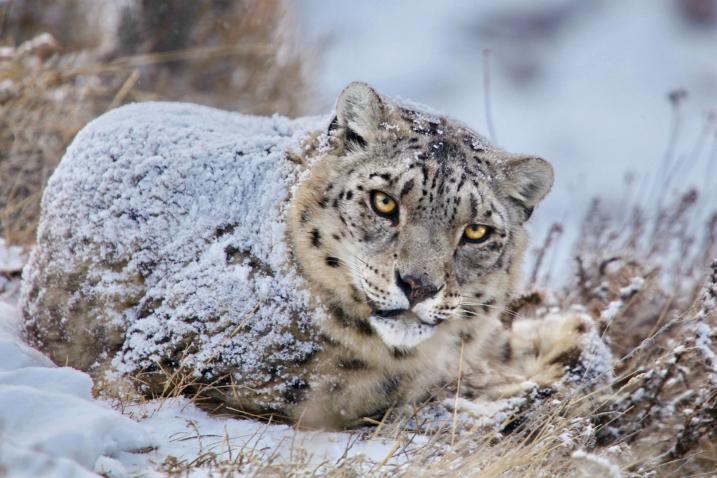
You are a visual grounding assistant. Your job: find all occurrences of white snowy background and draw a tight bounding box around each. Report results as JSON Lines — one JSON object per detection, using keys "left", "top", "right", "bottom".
{"left": 296, "top": 0, "right": 717, "bottom": 261}
{"left": 2, "top": 1, "right": 717, "bottom": 476}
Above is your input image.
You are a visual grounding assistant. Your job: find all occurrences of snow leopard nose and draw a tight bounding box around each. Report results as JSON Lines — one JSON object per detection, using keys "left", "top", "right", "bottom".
{"left": 396, "top": 271, "right": 439, "bottom": 306}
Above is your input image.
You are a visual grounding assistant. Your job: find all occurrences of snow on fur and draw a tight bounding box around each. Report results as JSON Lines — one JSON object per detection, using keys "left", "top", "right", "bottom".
{"left": 21, "top": 102, "right": 329, "bottom": 408}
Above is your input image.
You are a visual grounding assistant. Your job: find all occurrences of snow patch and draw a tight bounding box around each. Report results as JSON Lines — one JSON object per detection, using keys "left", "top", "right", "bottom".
{"left": 0, "top": 238, "right": 24, "bottom": 273}
{"left": 0, "top": 302, "right": 155, "bottom": 477}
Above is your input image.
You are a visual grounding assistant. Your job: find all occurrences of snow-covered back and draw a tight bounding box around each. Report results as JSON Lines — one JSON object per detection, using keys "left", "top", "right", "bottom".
{"left": 22, "top": 102, "right": 329, "bottom": 409}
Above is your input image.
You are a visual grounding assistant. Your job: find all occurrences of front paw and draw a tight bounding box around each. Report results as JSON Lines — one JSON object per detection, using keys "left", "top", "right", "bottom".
{"left": 511, "top": 311, "right": 614, "bottom": 388}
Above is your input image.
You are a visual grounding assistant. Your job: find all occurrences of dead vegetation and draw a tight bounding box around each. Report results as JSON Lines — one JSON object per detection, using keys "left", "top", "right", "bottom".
{"left": 2, "top": 2, "right": 717, "bottom": 476}
{"left": 0, "top": 0, "right": 311, "bottom": 245}
{"left": 96, "top": 177, "right": 717, "bottom": 477}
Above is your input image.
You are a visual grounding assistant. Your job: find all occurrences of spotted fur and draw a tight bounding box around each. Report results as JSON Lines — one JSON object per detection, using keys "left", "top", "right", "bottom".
{"left": 22, "top": 82, "right": 604, "bottom": 430}
{"left": 283, "top": 83, "right": 598, "bottom": 427}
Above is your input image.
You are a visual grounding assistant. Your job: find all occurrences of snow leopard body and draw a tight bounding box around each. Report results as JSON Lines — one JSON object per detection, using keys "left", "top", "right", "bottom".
{"left": 21, "top": 83, "right": 609, "bottom": 428}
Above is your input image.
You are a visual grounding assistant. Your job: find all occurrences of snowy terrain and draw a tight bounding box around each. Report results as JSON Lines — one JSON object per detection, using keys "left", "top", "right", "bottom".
{"left": 2, "top": 233, "right": 508, "bottom": 477}
{"left": 6, "top": 3, "right": 714, "bottom": 473}
{"left": 0, "top": 300, "right": 153, "bottom": 478}
{"left": 0, "top": 293, "right": 407, "bottom": 477}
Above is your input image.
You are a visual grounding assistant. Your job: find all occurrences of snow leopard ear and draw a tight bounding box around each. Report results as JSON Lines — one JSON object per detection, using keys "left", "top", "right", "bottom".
{"left": 502, "top": 156, "right": 554, "bottom": 221}
{"left": 334, "top": 82, "right": 385, "bottom": 149}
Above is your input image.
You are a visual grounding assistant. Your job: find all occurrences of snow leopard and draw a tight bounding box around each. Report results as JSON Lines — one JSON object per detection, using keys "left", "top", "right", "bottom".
{"left": 21, "top": 82, "right": 610, "bottom": 429}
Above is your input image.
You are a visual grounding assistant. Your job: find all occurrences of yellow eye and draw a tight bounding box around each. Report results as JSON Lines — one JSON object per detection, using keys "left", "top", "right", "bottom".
{"left": 371, "top": 190, "right": 398, "bottom": 217}
{"left": 464, "top": 224, "right": 492, "bottom": 243}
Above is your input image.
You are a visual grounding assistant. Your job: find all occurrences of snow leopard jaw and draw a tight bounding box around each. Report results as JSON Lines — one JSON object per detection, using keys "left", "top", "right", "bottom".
{"left": 368, "top": 315, "right": 438, "bottom": 348}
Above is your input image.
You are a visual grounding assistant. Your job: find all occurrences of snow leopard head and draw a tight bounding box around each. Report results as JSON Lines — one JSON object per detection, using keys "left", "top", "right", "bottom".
{"left": 290, "top": 82, "right": 553, "bottom": 349}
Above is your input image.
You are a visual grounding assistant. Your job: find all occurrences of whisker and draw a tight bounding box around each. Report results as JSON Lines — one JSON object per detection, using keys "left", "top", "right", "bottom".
{"left": 344, "top": 251, "right": 369, "bottom": 267}
{"left": 330, "top": 255, "right": 363, "bottom": 274}
{"left": 457, "top": 305, "right": 525, "bottom": 321}
{"left": 330, "top": 255, "right": 370, "bottom": 300}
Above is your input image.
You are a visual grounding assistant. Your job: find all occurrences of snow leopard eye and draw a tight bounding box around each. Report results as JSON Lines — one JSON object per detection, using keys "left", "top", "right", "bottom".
{"left": 463, "top": 224, "right": 492, "bottom": 243}
{"left": 370, "top": 190, "right": 399, "bottom": 221}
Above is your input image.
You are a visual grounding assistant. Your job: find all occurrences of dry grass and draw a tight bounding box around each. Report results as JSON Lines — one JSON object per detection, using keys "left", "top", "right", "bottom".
{"left": 112, "top": 91, "right": 717, "bottom": 476}
{"left": 0, "top": 0, "right": 311, "bottom": 246}
{"left": 3, "top": 4, "right": 717, "bottom": 476}
{"left": 102, "top": 179, "right": 716, "bottom": 476}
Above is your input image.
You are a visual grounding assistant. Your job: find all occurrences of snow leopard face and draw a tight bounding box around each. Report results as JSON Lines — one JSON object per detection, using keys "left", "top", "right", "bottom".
{"left": 290, "top": 83, "right": 553, "bottom": 349}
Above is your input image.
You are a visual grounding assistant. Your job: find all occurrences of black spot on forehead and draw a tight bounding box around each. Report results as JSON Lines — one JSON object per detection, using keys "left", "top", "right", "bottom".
{"left": 400, "top": 178, "right": 415, "bottom": 198}
{"left": 456, "top": 173, "right": 467, "bottom": 192}
{"left": 427, "top": 139, "right": 466, "bottom": 163}
{"left": 469, "top": 194, "right": 478, "bottom": 218}
{"left": 420, "top": 165, "right": 430, "bottom": 186}
{"left": 368, "top": 172, "right": 394, "bottom": 184}
{"left": 413, "top": 152, "right": 427, "bottom": 162}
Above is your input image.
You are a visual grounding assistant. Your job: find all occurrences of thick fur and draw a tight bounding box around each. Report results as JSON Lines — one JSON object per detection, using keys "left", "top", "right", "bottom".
{"left": 22, "top": 83, "right": 600, "bottom": 429}
{"left": 285, "top": 83, "right": 590, "bottom": 426}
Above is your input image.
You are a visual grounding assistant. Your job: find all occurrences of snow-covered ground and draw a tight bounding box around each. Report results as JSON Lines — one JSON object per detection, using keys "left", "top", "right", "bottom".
{"left": 0, "top": 300, "right": 152, "bottom": 478}
{"left": 3, "top": 236, "right": 414, "bottom": 477}
{"left": 0, "top": 296, "right": 410, "bottom": 477}
{"left": 5, "top": 3, "right": 714, "bottom": 475}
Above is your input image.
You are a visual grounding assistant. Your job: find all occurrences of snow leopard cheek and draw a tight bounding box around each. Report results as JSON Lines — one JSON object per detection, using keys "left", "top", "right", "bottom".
{"left": 453, "top": 238, "right": 509, "bottom": 284}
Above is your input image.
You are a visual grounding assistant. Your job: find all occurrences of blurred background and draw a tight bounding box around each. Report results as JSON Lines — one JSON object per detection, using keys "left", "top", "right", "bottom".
{"left": 1, "top": 0, "right": 716, "bottom": 279}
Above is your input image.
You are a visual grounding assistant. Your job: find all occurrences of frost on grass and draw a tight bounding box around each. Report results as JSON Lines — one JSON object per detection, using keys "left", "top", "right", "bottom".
{"left": 21, "top": 102, "right": 330, "bottom": 410}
